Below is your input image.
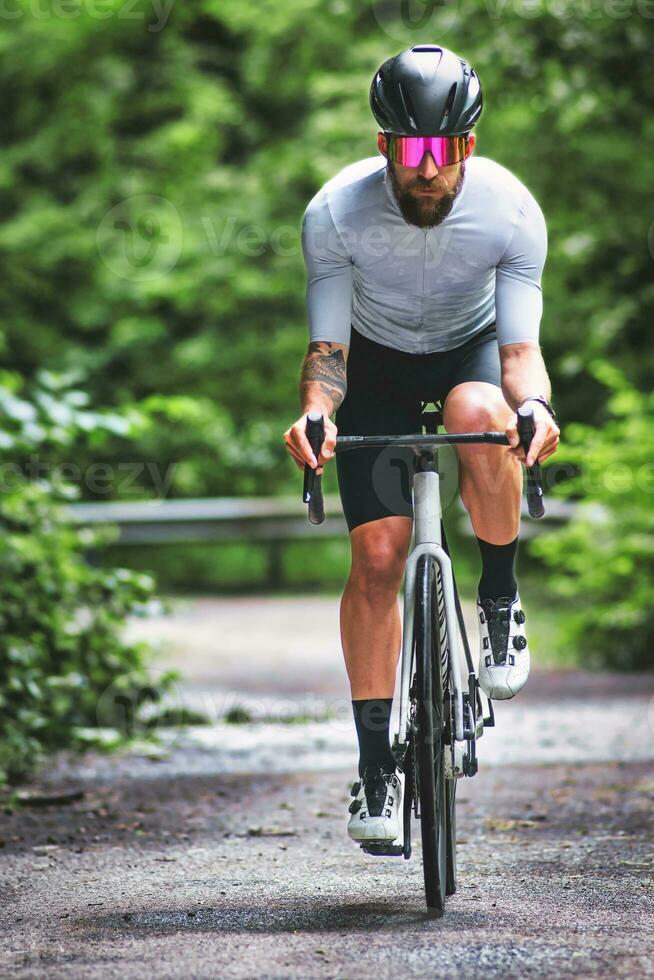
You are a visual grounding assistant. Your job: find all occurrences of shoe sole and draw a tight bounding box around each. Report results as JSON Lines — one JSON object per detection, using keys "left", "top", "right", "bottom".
{"left": 348, "top": 833, "right": 399, "bottom": 844}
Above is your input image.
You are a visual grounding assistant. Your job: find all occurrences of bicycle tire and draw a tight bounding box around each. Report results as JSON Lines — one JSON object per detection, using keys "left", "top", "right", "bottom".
{"left": 401, "top": 735, "right": 413, "bottom": 860}
{"left": 414, "top": 553, "right": 448, "bottom": 911}
{"left": 446, "top": 779, "right": 457, "bottom": 895}
{"left": 438, "top": 556, "right": 457, "bottom": 898}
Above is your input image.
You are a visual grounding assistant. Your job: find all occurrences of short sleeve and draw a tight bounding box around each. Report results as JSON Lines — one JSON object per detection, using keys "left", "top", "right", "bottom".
{"left": 495, "top": 190, "right": 548, "bottom": 347}
{"left": 301, "top": 192, "right": 354, "bottom": 347}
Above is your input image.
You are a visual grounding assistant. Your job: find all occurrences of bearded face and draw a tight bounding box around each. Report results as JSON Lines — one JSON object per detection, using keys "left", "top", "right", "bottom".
{"left": 387, "top": 159, "right": 466, "bottom": 229}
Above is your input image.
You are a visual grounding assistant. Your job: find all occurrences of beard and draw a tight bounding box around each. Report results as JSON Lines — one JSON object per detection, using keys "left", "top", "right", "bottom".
{"left": 388, "top": 161, "right": 466, "bottom": 229}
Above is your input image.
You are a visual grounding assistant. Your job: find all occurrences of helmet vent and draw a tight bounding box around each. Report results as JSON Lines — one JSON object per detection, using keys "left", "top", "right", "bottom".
{"left": 397, "top": 82, "right": 418, "bottom": 131}
{"left": 439, "top": 82, "right": 458, "bottom": 132}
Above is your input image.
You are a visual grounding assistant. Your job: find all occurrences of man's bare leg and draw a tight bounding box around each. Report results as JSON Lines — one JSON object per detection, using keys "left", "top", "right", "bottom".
{"left": 444, "top": 381, "right": 531, "bottom": 701}
{"left": 340, "top": 516, "right": 412, "bottom": 778}
{"left": 340, "top": 516, "right": 413, "bottom": 699}
{"left": 443, "top": 382, "right": 521, "bottom": 545}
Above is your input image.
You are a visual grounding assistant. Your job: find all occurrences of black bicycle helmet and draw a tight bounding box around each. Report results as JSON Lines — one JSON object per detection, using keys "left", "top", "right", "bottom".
{"left": 370, "top": 44, "right": 482, "bottom": 136}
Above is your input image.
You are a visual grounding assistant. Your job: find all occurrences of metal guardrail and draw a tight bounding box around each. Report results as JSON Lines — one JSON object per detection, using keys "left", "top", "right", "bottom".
{"left": 66, "top": 495, "right": 595, "bottom": 545}
{"left": 67, "top": 495, "right": 349, "bottom": 544}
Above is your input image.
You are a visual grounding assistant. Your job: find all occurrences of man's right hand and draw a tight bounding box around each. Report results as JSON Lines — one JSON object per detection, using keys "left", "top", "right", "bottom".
{"left": 283, "top": 412, "right": 338, "bottom": 476}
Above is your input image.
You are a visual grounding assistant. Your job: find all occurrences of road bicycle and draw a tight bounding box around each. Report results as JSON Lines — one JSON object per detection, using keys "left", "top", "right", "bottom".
{"left": 302, "top": 402, "right": 545, "bottom": 911}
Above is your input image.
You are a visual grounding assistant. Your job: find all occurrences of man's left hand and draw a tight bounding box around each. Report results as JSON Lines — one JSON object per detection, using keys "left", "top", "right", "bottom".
{"left": 506, "top": 402, "right": 560, "bottom": 467}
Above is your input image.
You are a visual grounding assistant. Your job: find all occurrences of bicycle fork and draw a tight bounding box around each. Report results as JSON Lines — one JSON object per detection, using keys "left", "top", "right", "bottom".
{"left": 396, "top": 467, "right": 478, "bottom": 777}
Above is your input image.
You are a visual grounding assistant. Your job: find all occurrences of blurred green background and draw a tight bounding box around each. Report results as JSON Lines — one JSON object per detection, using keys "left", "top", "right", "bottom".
{"left": 1, "top": 0, "right": 652, "bottom": 780}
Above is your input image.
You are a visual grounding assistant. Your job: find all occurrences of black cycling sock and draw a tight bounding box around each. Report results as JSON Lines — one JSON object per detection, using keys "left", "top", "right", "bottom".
{"left": 352, "top": 698, "right": 396, "bottom": 778}
{"left": 476, "top": 535, "right": 518, "bottom": 602}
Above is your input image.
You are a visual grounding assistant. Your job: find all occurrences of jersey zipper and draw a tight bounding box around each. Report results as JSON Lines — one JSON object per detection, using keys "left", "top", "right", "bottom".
{"left": 419, "top": 230, "right": 428, "bottom": 347}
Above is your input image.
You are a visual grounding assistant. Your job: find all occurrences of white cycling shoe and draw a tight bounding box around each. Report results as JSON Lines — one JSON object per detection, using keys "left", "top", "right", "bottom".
{"left": 347, "top": 765, "right": 404, "bottom": 843}
{"left": 477, "top": 592, "right": 530, "bottom": 700}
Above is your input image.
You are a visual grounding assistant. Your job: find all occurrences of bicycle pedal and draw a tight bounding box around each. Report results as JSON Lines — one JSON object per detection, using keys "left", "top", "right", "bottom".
{"left": 359, "top": 841, "right": 405, "bottom": 857}
{"left": 391, "top": 736, "right": 408, "bottom": 770}
{"left": 444, "top": 743, "right": 465, "bottom": 779}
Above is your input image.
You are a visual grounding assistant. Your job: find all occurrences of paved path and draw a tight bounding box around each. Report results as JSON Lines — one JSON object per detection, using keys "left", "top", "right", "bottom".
{"left": 2, "top": 762, "right": 653, "bottom": 978}
{"left": 1, "top": 597, "right": 653, "bottom": 979}
{"left": 116, "top": 596, "right": 654, "bottom": 776}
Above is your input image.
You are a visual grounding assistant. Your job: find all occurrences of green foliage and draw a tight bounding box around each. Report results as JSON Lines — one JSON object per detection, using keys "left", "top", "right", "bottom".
{"left": 0, "top": 374, "right": 175, "bottom": 785}
{"left": 1, "top": 0, "right": 650, "bottom": 499}
{"left": 531, "top": 362, "right": 654, "bottom": 670}
{"left": 0, "top": 2, "right": 651, "bottom": 668}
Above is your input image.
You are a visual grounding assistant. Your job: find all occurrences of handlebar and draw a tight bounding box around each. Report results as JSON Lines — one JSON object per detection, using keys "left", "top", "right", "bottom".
{"left": 517, "top": 406, "right": 545, "bottom": 519}
{"left": 301, "top": 408, "right": 546, "bottom": 525}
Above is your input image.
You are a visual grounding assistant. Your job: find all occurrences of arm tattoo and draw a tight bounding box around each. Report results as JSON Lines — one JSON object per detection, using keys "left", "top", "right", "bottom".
{"left": 300, "top": 341, "right": 347, "bottom": 414}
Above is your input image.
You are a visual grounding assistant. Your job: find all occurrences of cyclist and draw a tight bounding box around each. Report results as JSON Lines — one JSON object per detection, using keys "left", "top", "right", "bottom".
{"left": 284, "top": 45, "right": 560, "bottom": 845}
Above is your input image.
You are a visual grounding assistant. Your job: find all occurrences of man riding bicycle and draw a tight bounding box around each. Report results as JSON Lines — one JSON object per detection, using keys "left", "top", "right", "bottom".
{"left": 284, "top": 45, "right": 560, "bottom": 846}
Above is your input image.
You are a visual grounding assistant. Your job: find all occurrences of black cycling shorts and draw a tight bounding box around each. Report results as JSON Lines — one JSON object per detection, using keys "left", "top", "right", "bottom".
{"left": 335, "top": 323, "right": 502, "bottom": 532}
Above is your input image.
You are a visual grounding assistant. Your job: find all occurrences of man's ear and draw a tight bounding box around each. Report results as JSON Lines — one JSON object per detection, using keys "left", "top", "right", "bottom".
{"left": 465, "top": 133, "right": 476, "bottom": 159}
{"left": 377, "top": 132, "right": 389, "bottom": 158}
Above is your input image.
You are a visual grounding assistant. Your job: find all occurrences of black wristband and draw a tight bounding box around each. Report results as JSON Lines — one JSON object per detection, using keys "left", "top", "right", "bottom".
{"left": 517, "top": 396, "right": 557, "bottom": 420}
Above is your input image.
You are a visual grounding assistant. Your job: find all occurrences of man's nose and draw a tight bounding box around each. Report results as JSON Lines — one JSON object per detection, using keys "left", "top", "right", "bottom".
{"left": 418, "top": 151, "right": 440, "bottom": 180}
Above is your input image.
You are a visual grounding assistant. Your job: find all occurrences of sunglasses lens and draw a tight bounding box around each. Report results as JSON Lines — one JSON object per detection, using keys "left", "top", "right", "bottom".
{"left": 387, "top": 136, "right": 467, "bottom": 167}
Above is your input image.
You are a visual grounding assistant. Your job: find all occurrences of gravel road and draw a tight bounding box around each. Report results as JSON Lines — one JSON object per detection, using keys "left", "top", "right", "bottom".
{"left": 1, "top": 597, "right": 652, "bottom": 979}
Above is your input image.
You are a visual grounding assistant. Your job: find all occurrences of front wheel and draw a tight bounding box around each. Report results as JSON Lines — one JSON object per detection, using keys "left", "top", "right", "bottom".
{"left": 414, "top": 554, "right": 448, "bottom": 911}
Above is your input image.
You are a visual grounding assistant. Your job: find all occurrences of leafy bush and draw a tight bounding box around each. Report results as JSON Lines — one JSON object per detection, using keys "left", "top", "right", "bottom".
{"left": 0, "top": 372, "right": 176, "bottom": 785}
{"left": 531, "top": 361, "right": 654, "bottom": 670}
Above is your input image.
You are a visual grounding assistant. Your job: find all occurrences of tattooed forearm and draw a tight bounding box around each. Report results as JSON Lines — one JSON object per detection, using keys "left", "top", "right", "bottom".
{"left": 300, "top": 341, "right": 347, "bottom": 415}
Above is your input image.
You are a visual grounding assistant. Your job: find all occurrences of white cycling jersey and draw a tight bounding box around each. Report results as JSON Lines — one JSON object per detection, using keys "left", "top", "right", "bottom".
{"left": 301, "top": 155, "right": 547, "bottom": 354}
